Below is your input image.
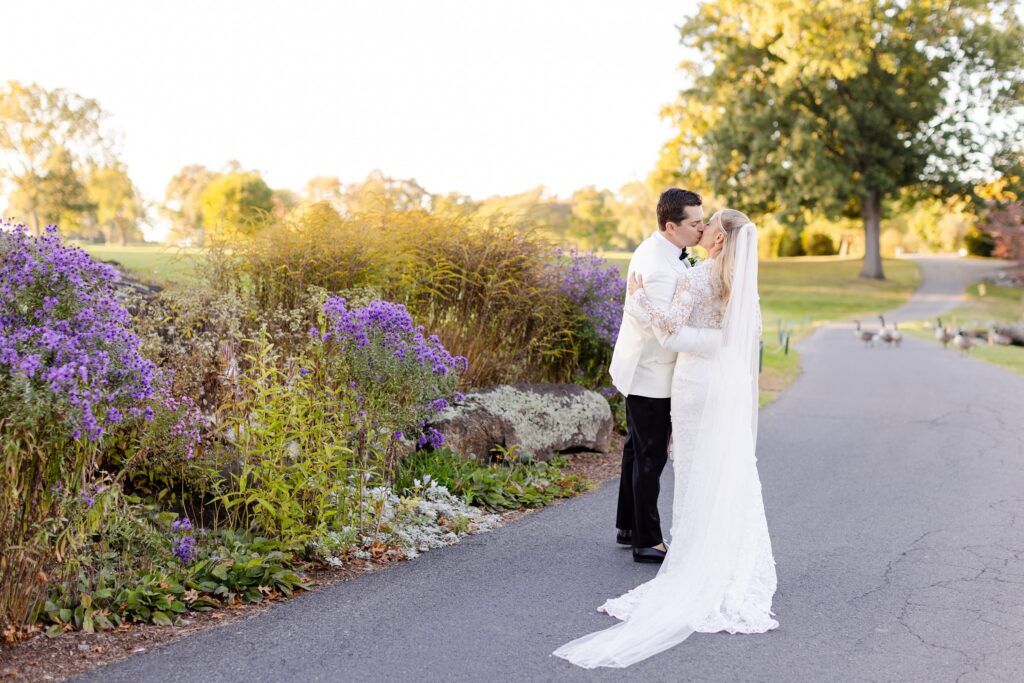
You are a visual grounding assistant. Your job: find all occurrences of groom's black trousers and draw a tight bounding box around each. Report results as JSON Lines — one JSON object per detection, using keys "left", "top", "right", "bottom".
{"left": 616, "top": 394, "right": 672, "bottom": 549}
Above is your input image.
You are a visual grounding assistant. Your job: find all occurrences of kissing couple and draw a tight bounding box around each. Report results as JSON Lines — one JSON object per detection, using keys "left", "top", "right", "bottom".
{"left": 554, "top": 189, "right": 779, "bottom": 668}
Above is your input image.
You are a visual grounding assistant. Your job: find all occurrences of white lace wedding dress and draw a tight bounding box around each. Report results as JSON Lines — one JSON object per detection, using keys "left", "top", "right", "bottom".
{"left": 554, "top": 225, "right": 778, "bottom": 668}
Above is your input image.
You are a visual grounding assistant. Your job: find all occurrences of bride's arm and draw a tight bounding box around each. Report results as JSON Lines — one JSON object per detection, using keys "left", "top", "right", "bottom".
{"left": 630, "top": 274, "right": 723, "bottom": 354}
{"left": 624, "top": 268, "right": 675, "bottom": 323}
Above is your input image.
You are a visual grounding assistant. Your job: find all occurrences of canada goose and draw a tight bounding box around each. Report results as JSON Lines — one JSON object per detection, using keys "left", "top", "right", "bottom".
{"left": 854, "top": 320, "right": 877, "bottom": 347}
{"left": 952, "top": 328, "right": 973, "bottom": 353}
{"left": 892, "top": 322, "right": 903, "bottom": 347}
{"left": 935, "top": 318, "right": 954, "bottom": 348}
{"left": 877, "top": 315, "right": 895, "bottom": 346}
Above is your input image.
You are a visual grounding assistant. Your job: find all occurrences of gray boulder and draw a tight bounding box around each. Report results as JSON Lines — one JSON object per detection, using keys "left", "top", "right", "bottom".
{"left": 992, "top": 323, "right": 1024, "bottom": 346}
{"left": 432, "top": 383, "right": 613, "bottom": 462}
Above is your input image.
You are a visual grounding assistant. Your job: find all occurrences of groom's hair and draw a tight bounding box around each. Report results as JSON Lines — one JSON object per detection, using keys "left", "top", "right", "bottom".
{"left": 657, "top": 189, "right": 702, "bottom": 230}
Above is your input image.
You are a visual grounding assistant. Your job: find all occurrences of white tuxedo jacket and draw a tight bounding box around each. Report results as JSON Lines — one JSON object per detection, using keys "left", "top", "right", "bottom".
{"left": 609, "top": 231, "right": 690, "bottom": 398}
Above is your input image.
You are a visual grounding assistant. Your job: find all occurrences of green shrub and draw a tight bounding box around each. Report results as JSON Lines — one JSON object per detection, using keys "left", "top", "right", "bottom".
{"left": 395, "top": 447, "right": 589, "bottom": 510}
{"left": 963, "top": 226, "right": 996, "bottom": 257}
{"left": 801, "top": 231, "right": 836, "bottom": 256}
{"left": 214, "top": 328, "right": 370, "bottom": 546}
{"left": 42, "top": 526, "right": 307, "bottom": 633}
{"left": 776, "top": 230, "right": 807, "bottom": 257}
{"left": 213, "top": 288, "right": 470, "bottom": 544}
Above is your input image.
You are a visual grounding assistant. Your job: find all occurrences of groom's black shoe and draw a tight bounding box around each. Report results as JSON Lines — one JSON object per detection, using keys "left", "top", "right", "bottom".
{"left": 616, "top": 529, "right": 632, "bottom": 546}
{"left": 633, "top": 546, "right": 667, "bottom": 564}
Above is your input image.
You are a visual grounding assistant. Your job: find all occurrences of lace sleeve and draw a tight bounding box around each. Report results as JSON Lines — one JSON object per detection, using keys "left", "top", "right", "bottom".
{"left": 632, "top": 276, "right": 695, "bottom": 335}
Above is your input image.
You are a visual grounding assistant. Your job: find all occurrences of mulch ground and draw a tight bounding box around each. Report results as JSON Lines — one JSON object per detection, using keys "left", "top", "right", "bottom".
{"left": 0, "top": 438, "right": 624, "bottom": 683}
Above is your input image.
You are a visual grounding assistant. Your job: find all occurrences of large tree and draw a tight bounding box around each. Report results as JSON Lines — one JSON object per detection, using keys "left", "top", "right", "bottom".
{"left": 476, "top": 186, "right": 572, "bottom": 238}
{"left": 568, "top": 186, "right": 619, "bottom": 249}
{"left": 7, "top": 144, "right": 94, "bottom": 238}
{"left": 164, "top": 164, "right": 216, "bottom": 245}
{"left": 0, "top": 80, "right": 109, "bottom": 234}
{"left": 982, "top": 201, "right": 1024, "bottom": 260}
{"left": 199, "top": 170, "right": 274, "bottom": 240}
{"left": 343, "top": 169, "right": 429, "bottom": 214}
{"left": 304, "top": 175, "right": 343, "bottom": 205}
{"left": 86, "top": 162, "right": 143, "bottom": 245}
{"left": 661, "top": 0, "right": 1024, "bottom": 278}
{"left": 610, "top": 181, "right": 659, "bottom": 249}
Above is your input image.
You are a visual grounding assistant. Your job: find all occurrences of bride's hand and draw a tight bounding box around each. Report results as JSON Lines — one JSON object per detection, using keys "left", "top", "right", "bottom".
{"left": 626, "top": 272, "right": 643, "bottom": 294}
{"left": 628, "top": 273, "right": 644, "bottom": 295}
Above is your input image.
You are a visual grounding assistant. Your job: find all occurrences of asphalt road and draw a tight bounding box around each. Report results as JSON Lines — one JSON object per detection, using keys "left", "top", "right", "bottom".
{"left": 79, "top": 257, "right": 1024, "bottom": 682}
{"left": 885, "top": 255, "right": 1010, "bottom": 323}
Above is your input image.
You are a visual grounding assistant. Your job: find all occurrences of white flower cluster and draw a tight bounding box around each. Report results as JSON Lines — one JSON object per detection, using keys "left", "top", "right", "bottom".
{"left": 318, "top": 481, "right": 500, "bottom": 563}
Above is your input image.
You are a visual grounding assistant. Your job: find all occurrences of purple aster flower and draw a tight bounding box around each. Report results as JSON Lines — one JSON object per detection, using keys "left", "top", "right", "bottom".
{"left": 0, "top": 221, "right": 157, "bottom": 441}
{"left": 549, "top": 248, "right": 626, "bottom": 345}
{"left": 173, "top": 535, "right": 197, "bottom": 564}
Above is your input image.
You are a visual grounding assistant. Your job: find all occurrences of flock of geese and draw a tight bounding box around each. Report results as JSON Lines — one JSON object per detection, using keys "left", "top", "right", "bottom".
{"left": 932, "top": 316, "right": 1013, "bottom": 351}
{"left": 854, "top": 315, "right": 1005, "bottom": 353}
{"left": 929, "top": 317, "right": 976, "bottom": 354}
{"left": 853, "top": 315, "right": 904, "bottom": 348}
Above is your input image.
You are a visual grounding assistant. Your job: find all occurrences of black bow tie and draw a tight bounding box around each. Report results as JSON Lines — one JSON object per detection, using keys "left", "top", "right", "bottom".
{"left": 679, "top": 248, "right": 688, "bottom": 261}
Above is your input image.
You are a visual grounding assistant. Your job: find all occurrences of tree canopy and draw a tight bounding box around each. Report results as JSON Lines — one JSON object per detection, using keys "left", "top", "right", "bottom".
{"left": 0, "top": 80, "right": 110, "bottom": 234}
{"left": 659, "top": 0, "right": 1024, "bottom": 278}
{"left": 86, "top": 162, "right": 143, "bottom": 245}
{"left": 199, "top": 171, "right": 274, "bottom": 240}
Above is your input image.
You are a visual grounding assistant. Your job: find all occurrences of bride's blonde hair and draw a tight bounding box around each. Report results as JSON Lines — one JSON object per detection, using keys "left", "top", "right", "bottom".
{"left": 708, "top": 208, "right": 753, "bottom": 311}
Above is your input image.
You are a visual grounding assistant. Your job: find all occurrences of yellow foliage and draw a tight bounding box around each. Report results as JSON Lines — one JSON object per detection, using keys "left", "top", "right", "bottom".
{"left": 976, "top": 177, "right": 1019, "bottom": 203}
{"left": 231, "top": 204, "right": 582, "bottom": 388}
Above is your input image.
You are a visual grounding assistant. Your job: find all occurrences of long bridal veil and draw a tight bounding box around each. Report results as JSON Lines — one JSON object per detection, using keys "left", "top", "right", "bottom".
{"left": 553, "top": 223, "right": 770, "bottom": 668}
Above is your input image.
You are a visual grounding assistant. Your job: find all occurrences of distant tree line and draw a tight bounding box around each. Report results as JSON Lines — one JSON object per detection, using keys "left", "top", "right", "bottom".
{"left": 3, "top": 69, "right": 1021, "bottom": 261}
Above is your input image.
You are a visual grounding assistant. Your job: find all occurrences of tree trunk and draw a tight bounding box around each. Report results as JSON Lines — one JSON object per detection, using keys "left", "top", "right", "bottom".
{"left": 859, "top": 189, "right": 885, "bottom": 280}
{"left": 115, "top": 212, "right": 127, "bottom": 246}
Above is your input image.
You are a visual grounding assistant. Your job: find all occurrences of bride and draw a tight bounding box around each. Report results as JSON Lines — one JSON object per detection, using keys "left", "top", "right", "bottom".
{"left": 553, "top": 208, "right": 778, "bottom": 668}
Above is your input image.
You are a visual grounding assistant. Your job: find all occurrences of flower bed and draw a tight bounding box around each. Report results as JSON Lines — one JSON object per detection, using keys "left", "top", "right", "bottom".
{"left": 0, "top": 221, "right": 620, "bottom": 642}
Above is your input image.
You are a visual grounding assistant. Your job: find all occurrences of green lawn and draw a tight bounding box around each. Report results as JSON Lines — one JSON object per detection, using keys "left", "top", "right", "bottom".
{"left": 758, "top": 257, "right": 919, "bottom": 326}
{"left": 963, "top": 344, "right": 1024, "bottom": 374}
{"left": 759, "top": 341, "right": 801, "bottom": 407}
{"left": 79, "top": 244, "right": 201, "bottom": 285}
{"left": 951, "top": 282, "right": 1024, "bottom": 325}
{"left": 602, "top": 254, "right": 919, "bottom": 327}
{"left": 906, "top": 282, "right": 1024, "bottom": 375}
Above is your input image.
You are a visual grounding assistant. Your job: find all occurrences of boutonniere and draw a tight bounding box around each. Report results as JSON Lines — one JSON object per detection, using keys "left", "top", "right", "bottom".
{"left": 687, "top": 254, "right": 702, "bottom": 266}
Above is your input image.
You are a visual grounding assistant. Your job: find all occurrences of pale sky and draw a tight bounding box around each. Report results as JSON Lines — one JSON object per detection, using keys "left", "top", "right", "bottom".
{"left": 6, "top": 1, "right": 697, "bottom": 238}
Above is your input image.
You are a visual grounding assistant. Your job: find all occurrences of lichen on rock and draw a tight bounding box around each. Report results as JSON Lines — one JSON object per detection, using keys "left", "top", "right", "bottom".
{"left": 431, "top": 383, "right": 613, "bottom": 461}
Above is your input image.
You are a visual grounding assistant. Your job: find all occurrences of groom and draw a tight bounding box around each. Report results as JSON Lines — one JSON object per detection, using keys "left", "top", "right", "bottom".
{"left": 609, "top": 188, "right": 706, "bottom": 564}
